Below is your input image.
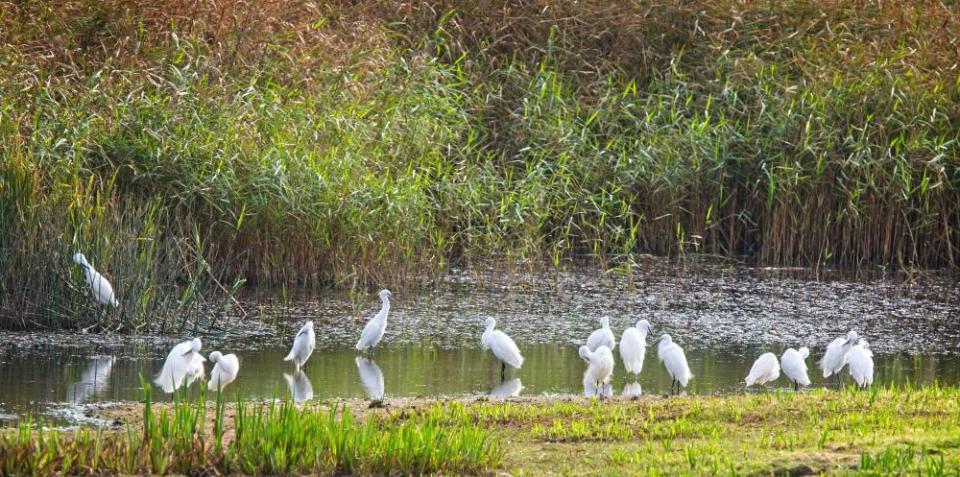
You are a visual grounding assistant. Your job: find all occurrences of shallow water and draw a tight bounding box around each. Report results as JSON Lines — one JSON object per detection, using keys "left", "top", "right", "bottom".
{"left": 1, "top": 262, "right": 958, "bottom": 426}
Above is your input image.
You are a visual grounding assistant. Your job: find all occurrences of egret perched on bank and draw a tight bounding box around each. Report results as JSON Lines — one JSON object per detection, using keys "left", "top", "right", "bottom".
{"left": 579, "top": 345, "right": 614, "bottom": 397}
{"left": 481, "top": 317, "right": 524, "bottom": 380}
{"left": 284, "top": 320, "right": 315, "bottom": 370}
{"left": 844, "top": 339, "right": 874, "bottom": 388}
{"left": 208, "top": 351, "right": 239, "bottom": 392}
{"left": 620, "top": 319, "right": 651, "bottom": 377}
{"left": 781, "top": 347, "right": 811, "bottom": 390}
{"left": 355, "top": 356, "right": 385, "bottom": 401}
{"left": 656, "top": 334, "right": 692, "bottom": 394}
{"left": 72, "top": 252, "right": 119, "bottom": 307}
{"left": 155, "top": 338, "right": 205, "bottom": 394}
{"left": 356, "top": 289, "right": 392, "bottom": 353}
{"left": 820, "top": 330, "right": 859, "bottom": 387}
{"left": 586, "top": 316, "right": 616, "bottom": 352}
{"left": 744, "top": 352, "right": 780, "bottom": 387}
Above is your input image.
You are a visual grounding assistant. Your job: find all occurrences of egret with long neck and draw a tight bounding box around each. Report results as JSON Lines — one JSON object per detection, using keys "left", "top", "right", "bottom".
{"left": 73, "top": 252, "right": 119, "bottom": 307}
{"left": 356, "top": 289, "right": 392, "bottom": 353}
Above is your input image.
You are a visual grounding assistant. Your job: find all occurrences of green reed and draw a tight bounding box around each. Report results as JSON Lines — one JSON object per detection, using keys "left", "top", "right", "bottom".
{"left": 1, "top": 0, "right": 958, "bottom": 330}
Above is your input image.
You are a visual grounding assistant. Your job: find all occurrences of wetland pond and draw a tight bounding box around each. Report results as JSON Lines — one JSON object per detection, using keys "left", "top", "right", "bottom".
{"left": 1, "top": 262, "right": 959, "bottom": 426}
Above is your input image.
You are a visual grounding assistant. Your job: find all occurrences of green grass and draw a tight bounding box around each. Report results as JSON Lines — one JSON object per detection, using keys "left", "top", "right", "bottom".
{"left": 2, "top": 0, "right": 958, "bottom": 330}
{"left": 5, "top": 385, "right": 960, "bottom": 475}
{"left": 0, "top": 386, "right": 502, "bottom": 476}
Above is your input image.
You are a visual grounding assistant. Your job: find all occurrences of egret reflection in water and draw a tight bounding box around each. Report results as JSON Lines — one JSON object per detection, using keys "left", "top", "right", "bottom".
{"left": 355, "top": 356, "right": 384, "bottom": 401}
{"left": 622, "top": 382, "right": 642, "bottom": 397}
{"left": 489, "top": 378, "right": 522, "bottom": 397}
{"left": 283, "top": 371, "right": 313, "bottom": 402}
{"left": 67, "top": 356, "right": 114, "bottom": 403}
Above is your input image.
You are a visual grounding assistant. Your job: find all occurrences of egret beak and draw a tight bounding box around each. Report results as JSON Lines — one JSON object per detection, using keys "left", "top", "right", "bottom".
{"left": 181, "top": 349, "right": 193, "bottom": 357}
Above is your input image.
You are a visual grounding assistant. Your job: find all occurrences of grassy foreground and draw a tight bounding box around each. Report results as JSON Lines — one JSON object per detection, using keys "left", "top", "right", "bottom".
{"left": 2, "top": 0, "right": 960, "bottom": 330}
{"left": 4, "top": 386, "right": 960, "bottom": 475}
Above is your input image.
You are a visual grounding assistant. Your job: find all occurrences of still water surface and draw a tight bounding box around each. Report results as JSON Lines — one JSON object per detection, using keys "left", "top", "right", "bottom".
{"left": 1, "top": 263, "right": 958, "bottom": 425}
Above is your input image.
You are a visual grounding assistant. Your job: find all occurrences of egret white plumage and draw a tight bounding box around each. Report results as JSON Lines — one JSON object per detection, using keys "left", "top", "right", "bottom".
{"left": 489, "top": 378, "right": 523, "bottom": 397}
{"left": 154, "top": 338, "right": 205, "bottom": 394}
{"left": 283, "top": 371, "right": 314, "bottom": 402}
{"left": 481, "top": 317, "right": 524, "bottom": 380}
{"left": 208, "top": 351, "right": 239, "bottom": 392}
{"left": 586, "top": 316, "right": 616, "bottom": 352}
{"left": 72, "top": 252, "right": 119, "bottom": 307}
{"left": 283, "top": 320, "right": 315, "bottom": 370}
{"left": 656, "top": 334, "right": 692, "bottom": 394}
{"left": 579, "top": 345, "right": 614, "bottom": 397}
{"left": 744, "top": 352, "right": 780, "bottom": 387}
{"left": 781, "top": 347, "right": 811, "bottom": 390}
{"left": 820, "top": 330, "right": 859, "bottom": 387}
{"left": 355, "top": 356, "right": 385, "bottom": 401}
{"left": 620, "top": 319, "right": 650, "bottom": 376}
{"left": 356, "top": 289, "right": 392, "bottom": 352}
{"left": 844, "top": 339, "right": 874, "bottom": 388}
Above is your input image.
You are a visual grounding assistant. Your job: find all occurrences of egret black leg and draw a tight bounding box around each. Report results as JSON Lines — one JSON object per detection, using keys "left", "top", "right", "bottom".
{"left": 794, "top": 380, "right": 798, "bottom": 392}
{"left": 500, "top": 362, "right": 506, "bottom": 382}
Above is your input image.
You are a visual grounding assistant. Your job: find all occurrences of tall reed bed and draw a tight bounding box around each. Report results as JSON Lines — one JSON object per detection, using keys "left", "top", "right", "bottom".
{"left": 1, "top": 0, "right": 958, "bottom": 329}
{"left": 0, "top": 388, "right": 502, "bottom": 476}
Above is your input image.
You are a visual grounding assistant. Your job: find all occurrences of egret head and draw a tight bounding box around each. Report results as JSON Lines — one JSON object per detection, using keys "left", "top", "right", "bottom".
{"left": 655, "top": 334, "right": 672, "bottom": 347}
{"left": 798, "top": 346, "right": 810, "bottom": 359}
{"left": 72, "top": 252, "right": 90, "bottom": 268}
{"left": 379, "top": 289, "right": 392, "bottom": 301}
{"left": 578, "top": 345, "right": 591, "bottom": 361}
{"left": 636, "top": 319, "right": 651, "bottom": 334}
{"left": 209, "top": 351, "right": 223, "bottom": 364}
{"left": 484, "top": 317, "right": 496, "bottom": 329}
{"left": 598, "top": 316, "right": 610, "bottom": 328}
{"left": 845, "top": 330, "right": 859, "bottom": 345}
{"left": 305, "top": 320, "right": 314, "bottom": 329}
{"left": 191, "top": 337, "right": 202, "bottom": 353}
{"left": 858, "top": 339, "right": 869, "bottom": 348}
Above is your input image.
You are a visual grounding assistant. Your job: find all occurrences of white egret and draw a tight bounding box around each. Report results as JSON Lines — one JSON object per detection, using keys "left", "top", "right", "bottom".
{"left": 355, "top": 356, "right": 385, "bottom": 401}
{"left": 820, "top": 330, "right": 859, "bottom": 387}
{"left": 579, "top": 345, "right": 614, "bottom": 397}
{"left": 481, "top": 317, "right": 524, "bottom": 380}
{"left": 283, "top": 320, "right": 315, "bottom": 370}
{"left": 744, "top": 352, "right": 780, "bottom": 387}
{"left": 356, "top": 289, "right": 392, "bottom": 353}
{"left": 72, "top": 252, "right": 119, "bottom": 307}
{"left": 489, "top": 378, "right": 523, "bottom": 397}
{"left": 586, "top": 316, "right": 616, "bottom": 352}
{"left": 154, "top": 338, "right": 205, "bottom": 394}
{"left": 622, "top": 382, "right": 642, "bottom": 398}
{"left": 781, "top": 347, "right": 811, "bottom": 391}
{"left": 620, "top": 319, "right": 651, "bottom": 377}
{"left": 208, "top": 351, "right": 239, "bottom": 392}
{"left": 656, "top": 334, "right": 692, "bottom": 394}
{"left": 283, "top": 371, "right": 314, "bottom": 402}
{"left": 844, "top": 339, "right": 874, "bottom": 388}
{"left": 67, "top": 356, "right": 114, "bottom": 403}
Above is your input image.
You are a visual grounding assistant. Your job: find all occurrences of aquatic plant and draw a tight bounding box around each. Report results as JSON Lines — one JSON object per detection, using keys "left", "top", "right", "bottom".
{"left": 2, "top": 0, "right": 958, "bottom": 329}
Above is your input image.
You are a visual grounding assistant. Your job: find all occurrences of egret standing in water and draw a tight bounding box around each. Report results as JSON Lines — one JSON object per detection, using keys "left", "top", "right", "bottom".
{"left": 844, "top": 339, "right": 874, "bottom": 388}
{"left": 208, "top": 351, "right": 239, "bottom": 392}
{"left": 656, "top": 334, "right": 692, "bottom": 394}
{"left": 620, "top": 319, "right": 651, "bottom": 378}
{"left": 744, "top": 352, "right": 780, "bottom": 388}
{"left": 820, "top": 330, "right": 859, "bottom": 387}
{"left": 155, "top": 338, "right": 205, "bottom": 394}
{"left": 579, "top": 345, "right": 614, "bottom": 397}
{"left": 356, "top": 289, "right": 392, "bottom": 353}
{"left": 586, "top": 316, "right": 616, "bottom": 352}
{"left": 781, "top": 347, "right": 811, "bottom": 391}
{"left": 481, "top": 317, "right": 524, "bottom": 381}
{"left": 73, "top": 252, "right": 119, "bottom": 307}
{"left": 284, "top": 320, "right": 315, "bottom": 370}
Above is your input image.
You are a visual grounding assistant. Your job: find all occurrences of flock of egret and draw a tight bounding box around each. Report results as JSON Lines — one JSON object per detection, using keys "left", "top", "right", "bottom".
{"left": 73, "top": 251, "right": 876, "bottom": 400}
